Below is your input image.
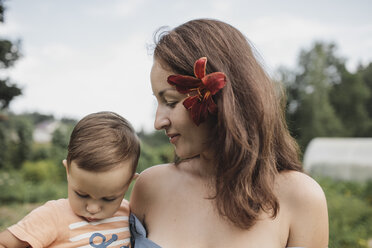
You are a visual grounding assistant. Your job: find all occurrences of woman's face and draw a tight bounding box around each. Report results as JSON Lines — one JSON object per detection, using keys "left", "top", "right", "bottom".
{"left": 151, "top": 59, "right": 211, "bottom": 159}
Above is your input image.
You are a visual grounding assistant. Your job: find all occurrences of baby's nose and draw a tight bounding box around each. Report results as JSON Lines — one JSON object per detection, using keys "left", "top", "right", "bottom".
{"left": 86, "top": 202, "right": 101, "bottom": 214}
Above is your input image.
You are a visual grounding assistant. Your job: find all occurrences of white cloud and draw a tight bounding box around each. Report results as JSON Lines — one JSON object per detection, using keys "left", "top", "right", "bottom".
{"left": 85, "top": 0, "right": 146, "bottom": 19}
{"left": 9, "top": 33, "right": 155, "bottom": 132}
{"left": 40, "top": 43, "right": 76, "bottom": 61}
{"left": 3, "top": 0, "right": 372, "bottom": 132}
{"left": 240, "top": 16, "right": 328, "bottom": 70}
{"left": 0, "top": 21, "right": 20, "bottom": 36}
{"left": 238, "top": 15, "right": 372, "bottom": 72}
{"left": 209, "top": 1, "right": 233, "bottom": 16}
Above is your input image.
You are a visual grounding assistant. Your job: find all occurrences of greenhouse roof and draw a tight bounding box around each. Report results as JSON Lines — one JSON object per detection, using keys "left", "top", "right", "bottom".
{"left": 303, "top": 138, "right": 372, "bottom": 181}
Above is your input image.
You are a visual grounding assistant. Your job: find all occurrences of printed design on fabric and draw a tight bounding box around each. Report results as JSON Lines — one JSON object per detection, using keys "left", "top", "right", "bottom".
{"left": 89, "top": 233, "right": 129, "bottom": 248}
{"left": 68, "top": 216, "right": 130, "bottom": 248}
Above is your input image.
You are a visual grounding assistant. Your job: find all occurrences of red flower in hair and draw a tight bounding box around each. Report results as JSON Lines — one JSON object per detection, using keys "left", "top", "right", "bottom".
{"left": 167, "top": 57, "right": 226, "bottom": 126}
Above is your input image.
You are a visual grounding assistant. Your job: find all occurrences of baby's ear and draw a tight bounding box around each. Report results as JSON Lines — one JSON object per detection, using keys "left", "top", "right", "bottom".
{"left": 62, "top": 159, "right": 68, "bottom": 168}
{"left": 62, "top": 159, "right": 69, "bottom": 175}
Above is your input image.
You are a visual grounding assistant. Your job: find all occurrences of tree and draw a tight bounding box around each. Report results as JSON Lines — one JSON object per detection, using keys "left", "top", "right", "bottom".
{"left": 0, "top": 0, "right": 22, "bottom": 110}
{"left": 51, "top": 123, "right": 74, "bottom": 160}
{"left": 282, "top": 42, "right": 345, "bottom": 149}
{"left": 0, "top": 80, "right": 21, "bottom": 109}
{"left": 10, "top": 116, "right": 33, "bottom": 168}
{"left": 329, "top": 64, "right": 371, "bottom": 136}
{"left": 24, "top": 112, "right": 55, "bottom": 125}
{"left": 0, "top": 122, "right": 6, "bottom": 168}
{"left": 281, "top": 41, "right": 372, "bottom": 151}
{"left": 358, "top": 63, "right": 372, "bottom": 121}
{"left": 0, "top": 0, "right": 23, "bottom": 169}
{"left": 0, "top": 115, "right": 33, "bottom": 169}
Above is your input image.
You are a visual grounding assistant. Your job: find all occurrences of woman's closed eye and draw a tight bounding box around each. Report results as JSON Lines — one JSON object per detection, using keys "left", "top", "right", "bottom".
{"left": 165, "top": 101, "right": 178, "bottom": 108}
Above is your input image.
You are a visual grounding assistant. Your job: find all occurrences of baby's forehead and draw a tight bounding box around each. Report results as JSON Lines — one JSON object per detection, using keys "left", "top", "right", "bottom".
{"left": 71, "top": 159, "right": 133, "bottom": 171}
{"left": 70, "top": 160, "right": 134, "bottom": 182}
{"left": 69, "top": 165, "right": 133, "bottom": 197}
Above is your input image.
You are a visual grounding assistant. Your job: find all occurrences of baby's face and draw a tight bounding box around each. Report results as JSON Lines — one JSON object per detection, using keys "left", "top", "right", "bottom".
{"left": 66, "top": 160, "right": 133, "bottom": 222}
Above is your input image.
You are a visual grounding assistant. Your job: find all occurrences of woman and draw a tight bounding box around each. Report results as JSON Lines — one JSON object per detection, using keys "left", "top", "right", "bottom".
{"left": 130, "top": 18, "right": 328, "bottom": 248}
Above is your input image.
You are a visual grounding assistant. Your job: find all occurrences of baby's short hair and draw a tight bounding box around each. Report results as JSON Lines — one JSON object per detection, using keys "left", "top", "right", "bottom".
{"left": 66, "top": 111, "right": 140, "bottom": 174}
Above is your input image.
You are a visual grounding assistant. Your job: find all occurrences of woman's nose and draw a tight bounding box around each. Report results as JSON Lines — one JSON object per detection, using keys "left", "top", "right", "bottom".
{"left": 154, "top": 106, "right": 170, "bottom": 130}
{"left": 86, "top": 201, "right": 101, "bottom": 214}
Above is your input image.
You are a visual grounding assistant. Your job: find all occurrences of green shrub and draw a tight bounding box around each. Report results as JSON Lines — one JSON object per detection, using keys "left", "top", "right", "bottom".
{"left": 137, "top": 143, "right": 173, "bottom": 173}
{"left": 0, "top": 171, "right": 29, "bottom": 203}
{"left": 23, "top": 181, "right": 67, "bottom": 203}
{"left": 31, "top": 143, "right": 51, "bottom": 161}
{"left": 316, "top": 177, "right": 372, "bottom": 247}
{"left": 21, "top": 160, "right": 64, "bottom": 183}
{"left": 362, "top": 180, "right": 372, "bottom": 206}
{"left": 0, "top": 170, "right": 67, "bottom": 204}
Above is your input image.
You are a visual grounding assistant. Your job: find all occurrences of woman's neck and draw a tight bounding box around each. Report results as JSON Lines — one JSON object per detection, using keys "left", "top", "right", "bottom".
{"left": 179, "top": 152, "right": 215, "bottom": 180}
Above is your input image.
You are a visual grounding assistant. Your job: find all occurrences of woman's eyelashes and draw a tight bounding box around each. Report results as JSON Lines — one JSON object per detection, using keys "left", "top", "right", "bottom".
{"left": 161, "top": 96, "right": 179, "bottom": 108}
{"left": 165, "top": 101, "right": 178, "bottom": 108}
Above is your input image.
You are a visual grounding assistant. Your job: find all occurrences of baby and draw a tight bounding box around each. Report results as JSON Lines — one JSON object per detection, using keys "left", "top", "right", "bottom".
{"left": 0, "top": 111, "right": 140, "bottom": 248}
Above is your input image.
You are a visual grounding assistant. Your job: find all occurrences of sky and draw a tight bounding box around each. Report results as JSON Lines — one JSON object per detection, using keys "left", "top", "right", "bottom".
{"left": 1, "top": 0, "right": 372, "bottom": 132}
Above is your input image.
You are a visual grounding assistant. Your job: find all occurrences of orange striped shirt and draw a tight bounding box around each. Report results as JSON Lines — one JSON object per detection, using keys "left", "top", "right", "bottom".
{"left": 8, "top": 198, "right": 130, "bottom": 248}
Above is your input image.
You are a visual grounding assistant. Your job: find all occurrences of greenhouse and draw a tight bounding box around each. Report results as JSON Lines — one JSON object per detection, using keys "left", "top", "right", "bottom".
{"left": 303, "top": 138, "right": 372, "bottom": 181}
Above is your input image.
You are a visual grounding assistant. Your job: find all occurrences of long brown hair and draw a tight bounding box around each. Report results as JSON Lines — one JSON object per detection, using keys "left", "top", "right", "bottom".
{"left": 153, "top": 19, "right": 302, "bottom": 229}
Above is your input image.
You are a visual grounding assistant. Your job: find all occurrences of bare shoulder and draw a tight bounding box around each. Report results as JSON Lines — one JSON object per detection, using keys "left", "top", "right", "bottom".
{"left": 134, "top": 163, "right": 178, "bottom": 193}
{"left": 276, "top": 171, "right": 329, "bottom": 247}
{"left": 276, "top": 170, "right": 326, "bottom": 206}
{"left": 129, "top": 163, "right": 177, "bottom": 220}
{"left": 140, "top": 163, "right": 177, "bottom": 178}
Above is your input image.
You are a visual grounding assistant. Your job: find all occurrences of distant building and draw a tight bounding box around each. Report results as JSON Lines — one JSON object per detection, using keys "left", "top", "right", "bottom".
{"left": 33, "top": 120, "right": 60, "bottom": 143}
{"left": 303, "top": 138, "right": 372, "bottom": 181}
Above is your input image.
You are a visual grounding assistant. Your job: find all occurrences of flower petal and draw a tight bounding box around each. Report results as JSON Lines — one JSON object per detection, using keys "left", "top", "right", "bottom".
{"left": 194, "top": 57, "right": 207, "bottom": 79}
{"left": 169, "top": 57, "right": 226, "bottom": 126}
{"left": 206, "top": 97, "right": 218, "bottom": 114}
{"left": 202, "top": 72, "right": 226, "bottom": 95}
{"left": 167, "top": 75, "right": 201, "bottom": 94}
{"left": 183, "top": 95, "right": 199, "bottom": 110}
{"left": 190, "top": 100, "right": 208, "bottom": 126}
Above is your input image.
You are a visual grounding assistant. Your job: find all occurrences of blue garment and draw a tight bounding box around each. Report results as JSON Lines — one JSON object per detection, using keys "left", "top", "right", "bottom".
{"left": 129, "top": 213, "right": 162, "bottom": 248}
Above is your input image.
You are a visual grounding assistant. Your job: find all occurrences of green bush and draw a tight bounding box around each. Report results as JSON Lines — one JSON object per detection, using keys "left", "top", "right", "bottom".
{"left": 137, "top": 142, "right": 173, "bottom": 173}
{"left": 0, "top": 171, "right": 29, "bottom": 203}
{"left": 30, "top": 143, "right": 51, "bottom": 161}
{"left": 23, "top": 181, "right": 67, "bottom": 203}
{"left": 21, "top": 160, "right": 64, "bottom": 183}
{"left": 316, "top": 177, "right": 372, "bottom": 247}
{"left": 0, "top": 170, "right": 67, "bottom": 204}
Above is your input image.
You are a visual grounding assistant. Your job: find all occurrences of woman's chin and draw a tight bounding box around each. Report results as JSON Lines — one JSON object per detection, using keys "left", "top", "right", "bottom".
{"left": 175, "top": 152, "right": 200, "bottom": 161}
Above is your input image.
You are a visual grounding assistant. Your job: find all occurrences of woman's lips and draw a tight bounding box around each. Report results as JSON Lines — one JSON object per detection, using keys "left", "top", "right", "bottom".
{"left": 168, "top": 134, "right": 180, "bottom": 144}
